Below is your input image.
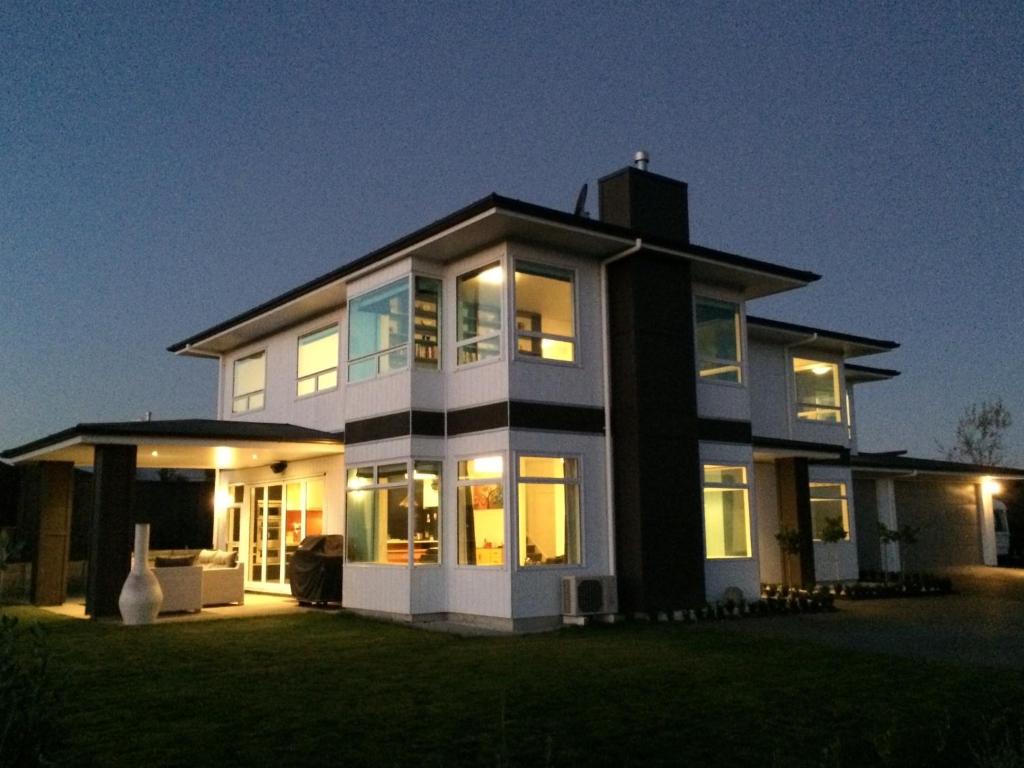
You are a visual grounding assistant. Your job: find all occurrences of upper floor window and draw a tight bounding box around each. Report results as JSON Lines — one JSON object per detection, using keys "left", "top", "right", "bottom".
{"left": 793, "top": 358, "right": 840, "bottom": 422}
{"left": 514, "top": 263, "right": 576, "bottom": 363}
{"left": 702, "top": 464, "right": 751, "bottom": 558}
{"left": 348, "top": 276, "right": 442, "bottom": 383}
{"left": 809, "top": 482, "right": 849, "bottom": 540}
{"left": 297, "top": 325, "right": 338, "bottom": 397}
{"left": 232, "top": 351, "right": 265, "bottom": 413}
{"left": 695, "top": 298, "right": 742, "bottom": 383}
{"left": 518, "top": 456, "right": 580, "bottom": 566}
{"left": 348, "top": 280, "right": 410, "bottom": 382}
{"left": 457, "top": 263, "right": 503, "bottom": 365}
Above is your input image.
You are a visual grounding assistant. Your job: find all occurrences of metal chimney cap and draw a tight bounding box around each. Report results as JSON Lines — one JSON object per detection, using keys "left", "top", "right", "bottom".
{"left": 633, "top": 150, "right": 650, "bottom": 171}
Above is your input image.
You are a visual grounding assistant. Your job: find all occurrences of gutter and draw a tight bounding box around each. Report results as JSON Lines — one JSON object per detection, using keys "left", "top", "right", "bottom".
{"left": 599, "top": 238, "right": 643, "bottom": 578}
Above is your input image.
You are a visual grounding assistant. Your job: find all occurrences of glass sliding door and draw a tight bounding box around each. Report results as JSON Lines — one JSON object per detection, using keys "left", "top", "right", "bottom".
{"left": 248, "top": 478, "right": 325, "bottom": 590}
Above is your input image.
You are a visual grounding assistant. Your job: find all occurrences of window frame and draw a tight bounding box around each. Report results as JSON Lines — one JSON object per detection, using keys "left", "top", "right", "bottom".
{"left": 701, "top": 463, "right": 753, "bottom": 559}
{"left": 295, "top": 323, "right": 340, "bottom": 399}
{"left": 231, "top": 350, "right": 267, "bottom": 414}
{"left": 809, "top": 481, "right": 850, "bottom": 541}
{"left": 455, "top": 261, "right": 505, "bottom": 369}
{"left": 455, "top": 453, "right": 507, "bottom": 568}
{"left": 792, "top": 357, "right": 842, "bottom": 424}
{"left": 693, "top": 295, "right": 745, "bottom": 386}
{"left": 346, "top": 274, "right": 443, "bottom": 383}
{"left": 515, "top": 453, "right": 583, "bottom": 569}
{"left": 512, "top": 261, "right": 579, "bottom": 366}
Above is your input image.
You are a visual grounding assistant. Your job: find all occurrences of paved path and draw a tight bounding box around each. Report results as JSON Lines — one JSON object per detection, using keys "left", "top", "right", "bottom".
{"left": 715, "top": 567, "right": 1024, "bottom": 668}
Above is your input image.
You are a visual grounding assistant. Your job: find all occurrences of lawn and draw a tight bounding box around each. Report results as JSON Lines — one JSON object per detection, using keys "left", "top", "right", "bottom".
{"left": 4, "top": 606, "right": 1024, "bottom": 767}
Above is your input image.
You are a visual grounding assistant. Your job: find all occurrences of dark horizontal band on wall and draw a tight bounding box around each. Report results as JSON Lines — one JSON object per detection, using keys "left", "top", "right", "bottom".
{"left": 346, "top": 402, "right": 606, "bottom": 444}
{"left": 697, "top": 418, "right": 753, "bottom": 444}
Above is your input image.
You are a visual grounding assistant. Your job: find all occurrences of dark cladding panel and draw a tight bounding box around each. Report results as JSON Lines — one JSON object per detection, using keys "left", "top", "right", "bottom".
{"left": 607, "top": 251, "right": 704, "bottom": 612}
{"left": 598, "top": 167, "right": 690, "bottom": 243}
{"left": 19, "top": 462, "right": 74, "bottom": 606}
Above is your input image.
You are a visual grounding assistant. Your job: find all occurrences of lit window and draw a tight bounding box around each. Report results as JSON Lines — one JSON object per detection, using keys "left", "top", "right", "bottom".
{"left": 457, "top": 263, "right": 503, "bottom": 365}
{"left": 345, "top": 461, "right": 441, "bottom": 565}
{"left": 695, "top": 298, "right": 742, "bottom": 383}
{"left": 348, "top": 280, "right": 410, "bottom": 382}
{"left": 413, "top": 277, "right": 441, "bottom": 369}
{"left": 457, "top": 456, "right": 504, "bottom": 565}
{"left": 514, "top": 263, "right": 575, "bottom": 362}
{"left": 297, "top": 325, "right": 339, "bottom": 396}
{"left": 346, "top": 464, "right": 409, "bottom": 564}
{"left": 809, "top": 482, "right": 849, "bottom": 540}
{"left": 517, "top": 456, "right": 580, "bottom": 566}
{"left": 793, "top": 358, "right": 841, "bottom": 422}
{"left": 232, "top": 352, "right": 265, "bottom": 413}
{"left": 702, "top": 465, "right": 751, "bottom": 558}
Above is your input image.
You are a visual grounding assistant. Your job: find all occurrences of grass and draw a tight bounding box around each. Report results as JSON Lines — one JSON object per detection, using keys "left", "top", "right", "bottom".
{"left": 4, "top": 605, "right": 1024, "bottom": 767}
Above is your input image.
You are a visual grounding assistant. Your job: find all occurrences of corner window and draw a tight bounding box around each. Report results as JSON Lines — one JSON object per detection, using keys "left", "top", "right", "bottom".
{"left": 345, "top": 461, "right": 441, "bottom": 565}
{"left": 702, "top": 465, "right": 751, "bottom": 558}
{"left": 517, "top": 456, "right": 580, "bottom": 566}
{"left": 348, "top": 280, "right": 410, "bottom": 382}
{"left": 793, "top": 358, "right": 841, "bottom": 422}
{"left": 457, "top": 263, "right": 503, "bottom": 365}
{"left": 695, "top": 298, "right": 742, "bottom": 383}
{"left": 457, "top": 456, "right": 504, "bottom": 565}
{"left": 413, "top": 277, "right": 441, "bottom": 369}
{"left": 232, "top": 352, "right": 265, "bottom": 413}
{"left": 514, "top": 263, "right": 576, "bottom": 362}
{"left": 809, "top": 482, "right": 849, "bottom": 540}
{"left": 297, "top": 325, "right": 339, "bottom": 397}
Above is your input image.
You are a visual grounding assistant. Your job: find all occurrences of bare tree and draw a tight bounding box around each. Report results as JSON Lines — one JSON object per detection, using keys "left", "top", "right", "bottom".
{"left": 939, "top": 398, "right": 1012, "bottom": 465}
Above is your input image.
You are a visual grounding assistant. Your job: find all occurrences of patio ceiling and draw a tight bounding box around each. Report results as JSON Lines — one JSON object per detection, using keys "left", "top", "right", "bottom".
{"left": 1, "top": 419, "right": 344, "bottom": 469}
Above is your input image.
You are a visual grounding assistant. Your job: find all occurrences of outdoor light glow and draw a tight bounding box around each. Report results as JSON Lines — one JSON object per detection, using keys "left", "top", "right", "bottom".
{"left": 214, "top": 446, "right": 234, "bottom": 467}
{"left": 251, "top": 453, "right": 259, "bottom": 460}
{"left": 150, "top": 450, "right": 159, "bottom": 457}
{"left": 982, "top": 478, "right": 1003, "bottom": 495}
{"left": 214, "top": 489, "right": 232, "bottom": 511}
{"left": 478, "top": 266, "right": 504, "bottom": 285}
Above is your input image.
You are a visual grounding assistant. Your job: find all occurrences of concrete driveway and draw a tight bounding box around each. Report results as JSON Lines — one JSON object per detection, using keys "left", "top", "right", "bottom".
{"left": 716, "top": 566, "right": 1024, "bottom": 668}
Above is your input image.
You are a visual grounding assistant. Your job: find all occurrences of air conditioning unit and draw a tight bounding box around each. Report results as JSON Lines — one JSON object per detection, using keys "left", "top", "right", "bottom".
{"left": 562, "top": 575, "right": 618, "bottom": 616}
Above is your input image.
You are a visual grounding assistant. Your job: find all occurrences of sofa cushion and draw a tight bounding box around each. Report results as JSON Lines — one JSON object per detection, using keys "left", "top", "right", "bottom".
{"left": 212, "top": 550, "right": 238, "bottom": 568}
{"left": 195, "top": 549, "right": 218, "bottom": 566}
{"left": 155, "top": 554, "right": 196, "bottom": 568}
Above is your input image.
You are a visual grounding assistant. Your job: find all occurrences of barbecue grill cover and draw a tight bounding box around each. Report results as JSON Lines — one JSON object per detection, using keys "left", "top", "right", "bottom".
{"left": 289, "top": 535, "right": 344, "bottom": 603}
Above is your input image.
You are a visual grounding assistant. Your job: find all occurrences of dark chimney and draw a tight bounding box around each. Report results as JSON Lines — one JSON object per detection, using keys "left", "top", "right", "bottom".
{"left": 597, "top": 153, "right": 689, "bottom": 243}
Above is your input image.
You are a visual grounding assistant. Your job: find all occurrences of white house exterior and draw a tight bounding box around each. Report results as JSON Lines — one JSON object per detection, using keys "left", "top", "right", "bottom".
{"left": 6, "top": 158, "right": 1021, "bottom": 628}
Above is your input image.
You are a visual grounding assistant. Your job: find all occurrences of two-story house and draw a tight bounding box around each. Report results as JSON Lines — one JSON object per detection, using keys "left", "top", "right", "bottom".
{"left": 6, "top": 157, "right": 1021, "bottom": 628}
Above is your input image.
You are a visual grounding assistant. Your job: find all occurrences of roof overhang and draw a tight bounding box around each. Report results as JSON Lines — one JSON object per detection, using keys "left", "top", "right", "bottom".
{"left": 752, "top": 436, "right": 849, "bottom": 462}
{"left": 832, "top": 453, "right": 1024, "bottom": 481}
{"left": 747, "top": 316, "right": 899, "bottom": 359}
{"left": 844, "top": 363, "right": 901, "bottom": 384}
{"left": 2, "top": 420, "right": 344, "bottom": 470}
{"left": 171, "top": 195, "right": 820, "bottom": 357}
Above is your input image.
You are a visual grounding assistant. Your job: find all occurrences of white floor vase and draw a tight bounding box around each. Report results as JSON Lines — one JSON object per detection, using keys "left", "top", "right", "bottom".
{"left": 118, "top": 523, "right": 163, "bottom": 625}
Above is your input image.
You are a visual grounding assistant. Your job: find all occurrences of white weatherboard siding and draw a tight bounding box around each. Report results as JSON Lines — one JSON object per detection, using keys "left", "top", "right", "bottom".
{"left": 220, "top": 309, "right": 346, "bottom": 431}
{"left": 754, "top": 461, "right": 783, "bottom": 584}
{"left": 700, "top": 441, "right": 760, "bottom": 602}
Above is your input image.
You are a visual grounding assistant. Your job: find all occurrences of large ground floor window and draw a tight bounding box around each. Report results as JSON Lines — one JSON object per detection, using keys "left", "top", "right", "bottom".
{"left": 346, "top": 461, "right": 441, "bottom": 565}
{"left": 517, "top": 456, "right": 580, "bottom": 566}
{"left": 457, "top": 456, "right": 505, "bottom": 565}
{"left": 702, "top": 465, "right": 751, "bottom": 558}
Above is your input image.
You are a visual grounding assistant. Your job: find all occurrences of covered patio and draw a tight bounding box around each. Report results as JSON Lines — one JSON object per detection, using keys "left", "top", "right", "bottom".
{"left": 1, "top": 419, "right": 344, "bottom": 619}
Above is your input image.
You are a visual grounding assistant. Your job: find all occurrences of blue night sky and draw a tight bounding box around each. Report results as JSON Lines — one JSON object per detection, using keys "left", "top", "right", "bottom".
{"left": 1, "top": 2, "right": 1022, "bottom": 463}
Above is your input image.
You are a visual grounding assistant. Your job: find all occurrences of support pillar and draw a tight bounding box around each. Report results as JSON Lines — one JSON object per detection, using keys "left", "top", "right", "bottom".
{"left": 19, "top": 462, "right": 74, "bottom": 606}
{"left": 776, "top": 458, "right": 815, "bottom": 586}
{"left": 86, "top": 444, "right": 136, "bottom": 618}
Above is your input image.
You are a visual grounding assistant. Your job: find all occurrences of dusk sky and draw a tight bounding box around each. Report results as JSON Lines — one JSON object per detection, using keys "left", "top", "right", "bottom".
{"left": 2, "top": 2, "right": 1021, "bottom": 463}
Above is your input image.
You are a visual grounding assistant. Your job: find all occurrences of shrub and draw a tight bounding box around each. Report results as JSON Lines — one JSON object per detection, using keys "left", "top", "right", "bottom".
{"left": 0, "top": 613, "right": 62, "bottom": 765}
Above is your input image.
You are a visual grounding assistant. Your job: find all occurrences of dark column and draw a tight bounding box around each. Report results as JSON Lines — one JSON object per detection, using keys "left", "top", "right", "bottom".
{"left": 608, "top": 251, "right": 705, "bottom": 614}
{"left": 86, "top": 445, "right": 136, "bottom": 618}
{"left": 18, "top": 462, "right": 74, "bottom": 606}
{"left": 776, "top": 458, "right": 815, "bottom": 586}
